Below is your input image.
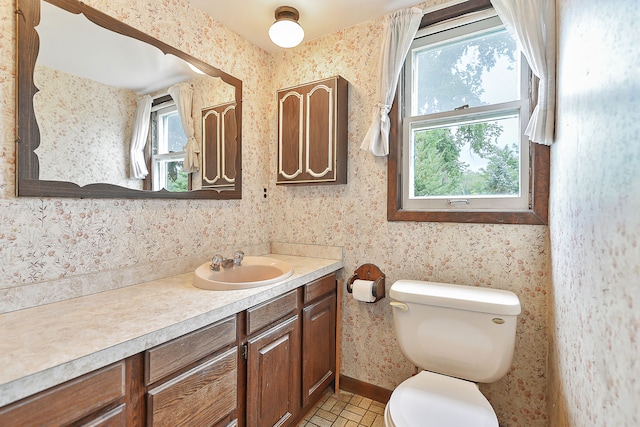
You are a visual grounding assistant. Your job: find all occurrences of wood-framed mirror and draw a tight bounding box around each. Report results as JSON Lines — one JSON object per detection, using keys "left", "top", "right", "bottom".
{"left": 16, "top": 0, "right": 242, "bottom": 199}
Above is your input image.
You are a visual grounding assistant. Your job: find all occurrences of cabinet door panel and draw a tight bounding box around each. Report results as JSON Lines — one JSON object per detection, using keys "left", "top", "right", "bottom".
{"left": 246, "top": 315, "right": 300, "bottom": 427}
{"left": 302, "top": 293, "right": 336, "bottom": 407}
{"left": 278, "top": 91, "right": 304, "bottom": 179}
{"left": 306, "top": 84, "right": 332, "bottom": 178}
{"left": 147, "top": 347, "right": 238, "bottom": 427}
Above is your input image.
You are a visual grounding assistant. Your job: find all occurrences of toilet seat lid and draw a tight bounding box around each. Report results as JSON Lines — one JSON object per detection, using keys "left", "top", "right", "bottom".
{"left": 387, "top": 371, "right": 498, "bottom": 427}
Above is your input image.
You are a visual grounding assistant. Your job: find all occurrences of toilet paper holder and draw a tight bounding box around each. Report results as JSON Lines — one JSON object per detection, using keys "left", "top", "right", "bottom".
{"left": 346, "top": 263, "right": 385, "bottom": 303}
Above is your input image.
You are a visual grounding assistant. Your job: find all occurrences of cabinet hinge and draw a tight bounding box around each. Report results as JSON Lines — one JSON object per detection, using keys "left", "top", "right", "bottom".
{"left": 241, "top": 343, "right": 248, "bottom": 360}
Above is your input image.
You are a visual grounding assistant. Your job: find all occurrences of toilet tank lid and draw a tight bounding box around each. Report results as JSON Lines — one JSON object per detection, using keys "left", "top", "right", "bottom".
{"left": 390, "top": 280, "right": 521, "bottom": 315}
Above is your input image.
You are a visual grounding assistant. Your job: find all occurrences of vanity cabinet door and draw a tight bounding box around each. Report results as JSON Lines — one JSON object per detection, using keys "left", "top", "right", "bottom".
{"left": 246, "top": 315, "right": 301, "bottom": 427}
{"left": 302, "top": 292, "right": 336, "bottom": 408}
{"left": 277, "top": 76, "right": 348, "bottom": 185}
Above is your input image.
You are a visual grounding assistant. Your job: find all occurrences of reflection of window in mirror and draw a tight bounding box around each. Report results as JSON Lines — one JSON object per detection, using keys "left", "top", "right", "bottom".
{"left": 150, "top": 96, "right": 189, "bottom": 192}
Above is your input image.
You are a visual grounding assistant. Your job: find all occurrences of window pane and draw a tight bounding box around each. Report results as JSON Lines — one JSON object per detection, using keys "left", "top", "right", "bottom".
{"left": 154, "top": 158, "right": 189, "bottom": 192}
{"left": 163, "top": 112, "right": 187, "bottom": 153}
{"left": 412, "top": 27, "right": 518, "bottom": 115}
{"left": 409, "top": 114, "right": 520, "bottom": 198}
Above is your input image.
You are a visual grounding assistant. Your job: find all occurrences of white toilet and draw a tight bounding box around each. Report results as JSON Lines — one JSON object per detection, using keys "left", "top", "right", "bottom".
{"left": 385, "top": 279, "right": 521, "bottom": 427}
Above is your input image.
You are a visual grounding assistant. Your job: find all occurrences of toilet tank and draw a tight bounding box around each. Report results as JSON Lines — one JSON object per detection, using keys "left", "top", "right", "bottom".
{"left": 389, "top": 280, "right": 521, "bottom": 383}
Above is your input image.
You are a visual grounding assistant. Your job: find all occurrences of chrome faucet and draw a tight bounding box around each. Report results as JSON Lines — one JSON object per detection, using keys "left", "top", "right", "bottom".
{"left": 210, "top": 250, "right": 244, "bottom": 271}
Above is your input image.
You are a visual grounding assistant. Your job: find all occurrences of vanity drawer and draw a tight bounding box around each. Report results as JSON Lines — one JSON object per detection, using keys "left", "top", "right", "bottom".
{"left": 0, "top": 361, "right": 125, "bottom": 426}
{"left": 145, "top": 315, "right": 237, "bottom": 385}
{"left": 304, "top": 273, "right": 337, "bottom": 304}
{"left": 147, "top": 347, "right": 238, "bottom": 427}
{"left": 246, "top": 290, "right": 298, "bottom": 335}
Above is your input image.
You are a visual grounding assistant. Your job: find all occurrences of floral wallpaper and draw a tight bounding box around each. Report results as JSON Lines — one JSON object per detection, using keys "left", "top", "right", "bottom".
{"left": 267, "top": 2, "right": 550, "bottom": 425}
{"left": 548, "top": 0, "right": 640, "bottom": 425}
{"left": 34, "top": 65, "right": 141, "bottom": 189}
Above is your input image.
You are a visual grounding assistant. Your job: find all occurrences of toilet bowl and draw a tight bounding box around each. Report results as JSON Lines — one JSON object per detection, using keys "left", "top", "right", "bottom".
{"left": 385, "top": 279, "right": 521, "bottom": 427}
{"left": 384, "top": 371, "right": 498, "bottom": 427}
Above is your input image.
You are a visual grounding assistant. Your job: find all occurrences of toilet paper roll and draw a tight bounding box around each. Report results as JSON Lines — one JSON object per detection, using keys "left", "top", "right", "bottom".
{"left": 352, "top": 279, "right": 376, "bottom": 302}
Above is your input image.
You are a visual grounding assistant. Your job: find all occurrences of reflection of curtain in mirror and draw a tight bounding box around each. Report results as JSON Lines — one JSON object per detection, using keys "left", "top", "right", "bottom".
{"left": 168, "top": 83, "right": 200, "bottom": 173}
{"left": 129, "top": 95, "right": 152, "bottom": 179}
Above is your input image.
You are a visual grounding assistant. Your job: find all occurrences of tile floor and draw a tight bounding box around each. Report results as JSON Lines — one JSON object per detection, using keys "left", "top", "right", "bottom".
{"left": 297, "top": 390, "right": 386, "bottom": 427}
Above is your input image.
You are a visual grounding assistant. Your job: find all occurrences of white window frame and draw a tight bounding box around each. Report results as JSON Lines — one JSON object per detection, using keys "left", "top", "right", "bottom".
{"left": 151, "top": 101, "right": 187, "bottom": 191}
{"left": 401, "top": 13, "right": 531, "bottom": 212}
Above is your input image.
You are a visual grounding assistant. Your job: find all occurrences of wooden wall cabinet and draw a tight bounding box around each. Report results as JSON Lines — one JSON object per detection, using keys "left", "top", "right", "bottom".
{"left": 277, "top": 76, "right": 348, "bottom": 185}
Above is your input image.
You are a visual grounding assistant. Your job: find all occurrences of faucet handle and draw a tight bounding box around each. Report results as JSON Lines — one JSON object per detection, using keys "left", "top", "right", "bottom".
{"left": 233, "top": 250, "right": 244, "bottom": 266}
{"left": 211, "top": 254, "right": 224, "bottom": 271}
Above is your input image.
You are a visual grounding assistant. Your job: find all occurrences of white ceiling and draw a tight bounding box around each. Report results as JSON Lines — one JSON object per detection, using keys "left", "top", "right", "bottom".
{"left": 188, "top": 0, "right": 425, "bottom": 52}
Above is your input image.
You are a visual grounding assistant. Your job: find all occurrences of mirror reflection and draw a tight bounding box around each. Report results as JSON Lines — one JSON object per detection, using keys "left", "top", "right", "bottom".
{"left": 16, "top": 0, "right": 242, "bottom": 199}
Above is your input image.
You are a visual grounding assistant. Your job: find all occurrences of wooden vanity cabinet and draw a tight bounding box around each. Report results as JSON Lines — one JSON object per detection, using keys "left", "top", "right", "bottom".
{"left": 0, "top": 356, "right": 144, "bottom": 427}
{"left": 144, "top": 315, "right": 239, "bottom": 427}
{"left": 0, "top": 273, "right": 338, "bottom": 427}
{"left": 277, "top": 76, "right": 348, "bottom": 185}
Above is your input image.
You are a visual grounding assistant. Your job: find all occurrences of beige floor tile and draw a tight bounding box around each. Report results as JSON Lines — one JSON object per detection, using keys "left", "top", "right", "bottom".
{"left": 368, "top": 402, "right": 385, "bottom": 415}
{"left": 309, "top": 415, "right": 334, "bottom": 427}
{"left": 296, "top": 392, "right": 385, "bottom": 427}
{"left": 338, "top": 391, "right": 354, "bottom": 402}
{"left": 315, "top": 408, "right": 338, "bottom": 422}
{"left": 340, "top": 408, "right": 363, "bottom": 423}
{"left": 330, "top": 400, "right": 347, "bottom": 415}
{"left": 371, "top": 413, "right": 385, "bottom": 427}
{"left": 358, "top": 397, "right": 373, "bottom": 410}
{"left": 321, "top": 397, "right": 338, "bottom": 411}
{"left": 331, "top": 417, "right": 349, "bottom": 427}
{"left": 344, "top": 403, "right": 367, "bottom": 416}
{"left": 359, "top": 410, "right": 377, "bottom": 427}
{"left": 348, "top": 394, "right": 363, "bottom": 406}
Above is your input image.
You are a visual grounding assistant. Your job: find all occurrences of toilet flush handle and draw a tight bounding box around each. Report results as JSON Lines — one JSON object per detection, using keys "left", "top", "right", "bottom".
{"left": 390, "top": 301, "right": 409, "bottom": 312}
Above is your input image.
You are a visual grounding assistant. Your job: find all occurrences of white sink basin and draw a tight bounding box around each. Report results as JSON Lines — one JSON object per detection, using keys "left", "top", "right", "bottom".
{"left": 193, "top": 256, "right": 294, "bottom": 290}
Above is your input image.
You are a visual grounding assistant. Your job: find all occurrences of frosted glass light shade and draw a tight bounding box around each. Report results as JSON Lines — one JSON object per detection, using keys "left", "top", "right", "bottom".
{"left": 269, "top": 6, "right": 304, "bottom": 48}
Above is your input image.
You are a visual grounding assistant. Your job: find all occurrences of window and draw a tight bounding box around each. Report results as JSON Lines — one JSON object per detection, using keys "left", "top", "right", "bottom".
{"left": 150, "top": 98, "right": 189, "bottom": 192}
{"left": 388, "top": 2, "right": 549, "bottom": 224}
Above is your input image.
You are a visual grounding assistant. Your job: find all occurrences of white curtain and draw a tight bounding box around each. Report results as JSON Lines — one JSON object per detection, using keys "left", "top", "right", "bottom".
{"left": 168, "top": 82, "right": 200, "bottom": 172}
{"left": 129, "top": 95, "right": 152, "bottom": 179}
{"left": 491, "top": 0, "right": 556, "bottom": 145}
{"left": 360, "top": 7, "right": 423, "bottom": 156}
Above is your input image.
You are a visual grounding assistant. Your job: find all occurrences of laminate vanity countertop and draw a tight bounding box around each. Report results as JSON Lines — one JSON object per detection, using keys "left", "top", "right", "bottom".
{"left": 0, "top": 253, "right": 343, "bottom": 407}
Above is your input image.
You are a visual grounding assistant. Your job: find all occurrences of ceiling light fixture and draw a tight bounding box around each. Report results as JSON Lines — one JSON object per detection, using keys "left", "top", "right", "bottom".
{"left": 268, "top": 6, "right": 304, "bottom": 48}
